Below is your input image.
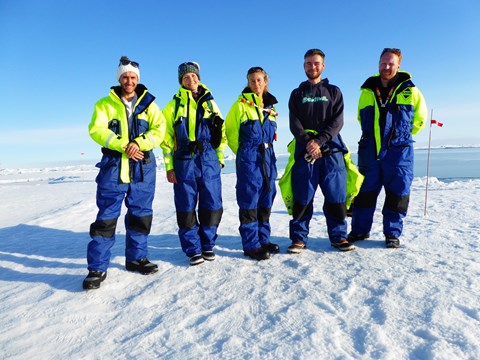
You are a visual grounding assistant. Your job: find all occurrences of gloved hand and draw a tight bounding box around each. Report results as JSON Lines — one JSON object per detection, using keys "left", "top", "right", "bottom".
{"left": 304, "top": 153, "right": 316, "bottom": 164}
{"left": 209, "top": 114, "right": 224, "bottom": 149}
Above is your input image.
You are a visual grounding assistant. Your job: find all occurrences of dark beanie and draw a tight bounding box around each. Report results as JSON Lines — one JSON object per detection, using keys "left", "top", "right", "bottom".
{"left": 178, "top": 61, "right": 200, "bottom": 84}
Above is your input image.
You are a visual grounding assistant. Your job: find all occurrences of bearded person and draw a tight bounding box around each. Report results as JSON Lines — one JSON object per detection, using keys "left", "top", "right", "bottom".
{"left": 286, "top": 49, "right": 354, "bottom": 254}
{"left": 348, "top": 48, "right": 428, "bottom": 248}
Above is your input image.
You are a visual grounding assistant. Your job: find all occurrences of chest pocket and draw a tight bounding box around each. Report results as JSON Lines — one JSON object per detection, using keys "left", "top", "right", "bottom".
{"left": 390, "top": 91, "right": 415, "bottom": 146}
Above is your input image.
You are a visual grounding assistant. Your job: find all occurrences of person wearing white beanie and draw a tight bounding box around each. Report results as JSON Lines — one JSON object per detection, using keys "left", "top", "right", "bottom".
{"left": 116, "top": 56, "right": 140, "bottom": 82}
{"left": 84, "top": 55, "right": 167, "bottom": 290}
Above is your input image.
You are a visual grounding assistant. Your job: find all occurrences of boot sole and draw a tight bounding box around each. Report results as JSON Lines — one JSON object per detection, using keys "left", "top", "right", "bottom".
{"left": 125, "top": 266, "right": 158, "bottom": 275}
{"left": 243, "top": 252, "right": 270, "bottom": 260}
{"left": 332, "top": 245, "right": 356, "bottom": 252}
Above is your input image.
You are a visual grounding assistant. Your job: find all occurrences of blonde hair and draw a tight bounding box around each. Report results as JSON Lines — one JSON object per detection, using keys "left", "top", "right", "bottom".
{"left": 246, "top": 66, "right": 269, "bottom": 93}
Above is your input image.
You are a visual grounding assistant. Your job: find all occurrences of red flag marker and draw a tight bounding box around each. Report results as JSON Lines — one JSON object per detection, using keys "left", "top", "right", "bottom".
{"left": 425, "top": 110, "right": 443, "bottom": 216}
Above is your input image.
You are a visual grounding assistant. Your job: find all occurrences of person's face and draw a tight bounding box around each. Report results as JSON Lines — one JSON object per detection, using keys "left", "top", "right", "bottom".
{"left": 248, "top": 71, "right": 267, "bottom": 97}
{"left": 304, "top": 54, "right": 325, "bottom": 81}
{"left": 119, "top": 72, "right": 138, "bottom": 96}
{"left": 379, "top": 52, "right": 400, "bottom": 82}
{"left": 181, "top": 72, "right": 199, "bottom": 92}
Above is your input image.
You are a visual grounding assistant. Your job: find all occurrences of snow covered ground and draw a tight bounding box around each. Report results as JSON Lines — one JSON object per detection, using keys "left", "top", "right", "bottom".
{"left": 0, "top": 165, "right": 479, "bottom": 359}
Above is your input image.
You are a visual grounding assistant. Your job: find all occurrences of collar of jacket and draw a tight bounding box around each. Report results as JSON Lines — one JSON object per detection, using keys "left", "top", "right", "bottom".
{"left": 177, "top": 84, "right": 210, "bottom": 101}
{"left": 111, "top": 83, "right": 149, "bottom": 100}
{"left": 361, "top": 71, "right": 413, "bottom": 91}
{"left": 241, "top": 87, "right": 278, "bottom": 108}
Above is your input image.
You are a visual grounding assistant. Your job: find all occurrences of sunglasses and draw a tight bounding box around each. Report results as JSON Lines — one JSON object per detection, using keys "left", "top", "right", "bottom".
{"left": 247, "top": 66, "right": 264, "bottom": 75}
{"left": 120, "top": 59, "right": 139, "bottom": 68}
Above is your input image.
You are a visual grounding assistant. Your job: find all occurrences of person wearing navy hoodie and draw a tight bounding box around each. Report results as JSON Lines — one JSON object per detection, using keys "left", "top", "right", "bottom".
{"left": 287, "top": 49, "right": 354, "bottom": 253}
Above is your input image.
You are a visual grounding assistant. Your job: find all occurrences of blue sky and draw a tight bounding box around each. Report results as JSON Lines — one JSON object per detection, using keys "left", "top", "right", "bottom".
{"left": 1, "top": 0, "right": 479, "bottom": 168}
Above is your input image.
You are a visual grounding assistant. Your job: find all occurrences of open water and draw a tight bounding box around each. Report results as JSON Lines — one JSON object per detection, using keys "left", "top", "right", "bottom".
{"left": 222, "top": 147, "right": 480, "bottom": 181}
{"left": 39, "top": 146, "right": 480, "bottom": 181}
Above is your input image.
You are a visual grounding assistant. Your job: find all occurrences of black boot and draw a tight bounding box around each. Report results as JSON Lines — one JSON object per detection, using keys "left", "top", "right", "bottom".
{"left": 126, "top": 258, "right": 158, "bottom": 274}
{"left": 347, "top": 232, "right": 370, "bottom": 242}
{"left": 83, "top": 270, "right": 107, "bottom": 290}
{"left": 202, "top": 250, "right": 216, "bottom": 261}
{"left": 261, "top": 242, "right": 280, "bottom": 253}
{"left": 385, "top": 236, "right": 400, "bottom": 248}
{"left": 244, "top": 248, "right": 271, "bottom": 260}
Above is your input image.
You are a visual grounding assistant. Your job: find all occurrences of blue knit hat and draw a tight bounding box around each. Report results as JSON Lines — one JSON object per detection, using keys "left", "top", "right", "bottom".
{"left": 178, "top": 61, "right": 200, "bottom": 84}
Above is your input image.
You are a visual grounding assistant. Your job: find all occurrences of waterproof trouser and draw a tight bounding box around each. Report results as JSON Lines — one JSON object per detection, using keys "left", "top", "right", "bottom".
{"left": 87, "top": 157, "right": 156, "bottom": 272}
{"left": 351, "top": 146, "right": 413, "bottom": 238}
{"left": 289, "top": 147, "right": 347, "bottom": 244}
{"left": 173, "top": 151, "right": 223, "bottom": 257}
{"left": 236, "top": 146, "right": 277, "bottom": 252}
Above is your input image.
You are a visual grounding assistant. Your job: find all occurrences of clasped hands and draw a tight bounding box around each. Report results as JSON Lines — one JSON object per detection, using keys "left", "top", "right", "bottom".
{"left": 124, "top": 142, "right": 144, "bottom": 162}
{"left": 305, "top": 139, "right": 323, "bottom": 161}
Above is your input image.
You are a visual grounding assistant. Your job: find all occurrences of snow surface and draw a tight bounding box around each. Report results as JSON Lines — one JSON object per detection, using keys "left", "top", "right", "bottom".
{"left": 0, "top": 165, "right": 479, "bottom": 360}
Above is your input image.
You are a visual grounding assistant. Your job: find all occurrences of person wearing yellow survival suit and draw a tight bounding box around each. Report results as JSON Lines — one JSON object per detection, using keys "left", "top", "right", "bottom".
{"left": 84, "top": 56, "right": 166, "bottom": 290}
{"left": 348, "top": 48, "right": 427, "bottom": 248}
{"left": 161, "top": 62, "right": 226, "bottom": 266}
{"left": 226, "top": 67, "right": 279, "bottom": 261}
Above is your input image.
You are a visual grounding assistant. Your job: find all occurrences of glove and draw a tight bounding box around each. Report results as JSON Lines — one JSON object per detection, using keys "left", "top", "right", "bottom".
{"left": 209, "top": 114, "right": 224, "bottom": 149}
{"left": 304, "top": 153, "right": 316, "bottom": 164}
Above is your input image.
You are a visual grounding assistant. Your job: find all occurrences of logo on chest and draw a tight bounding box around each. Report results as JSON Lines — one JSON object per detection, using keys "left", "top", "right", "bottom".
{"left": 401, "top": 88, "right": 412, "bottom": 101}
{"left": 302, "top": 94, "right": 329, "bottom": 104}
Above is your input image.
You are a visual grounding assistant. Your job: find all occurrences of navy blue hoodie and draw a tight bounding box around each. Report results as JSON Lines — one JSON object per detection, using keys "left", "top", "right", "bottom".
{"left": 288, "top": 78, "right": 344, "bottom": 146}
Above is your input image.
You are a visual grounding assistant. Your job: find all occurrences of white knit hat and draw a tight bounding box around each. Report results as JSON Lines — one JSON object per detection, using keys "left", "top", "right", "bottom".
{"left": 116, "top": 56, "right": 140, "bottom": 82}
